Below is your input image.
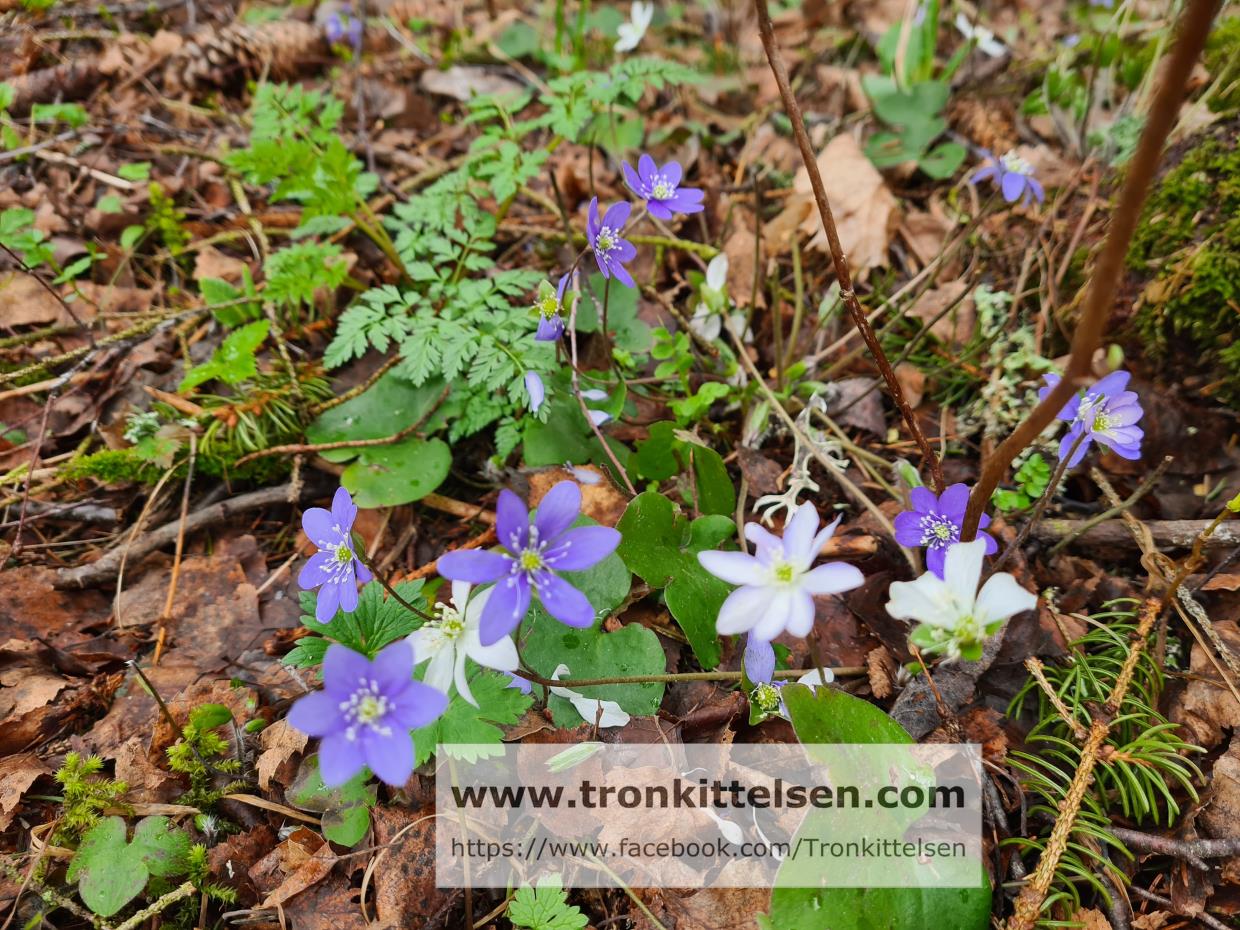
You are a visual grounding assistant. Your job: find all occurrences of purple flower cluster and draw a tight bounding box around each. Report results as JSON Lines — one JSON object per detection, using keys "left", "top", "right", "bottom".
{"left": 1039, "top": 370, "right": 1144, "bottom": 466}
{"left": 288, "top": 641, "right": 446, "bottom": 786}
{"left": 299, "top": 487, "right": 373, "bottom": 623}
{"left": 893, "top": 483, "right": 997, "bottom": 578}
{"left": 438, "top": 481, "right": 620, "bottom": 645}
{"left": 325, "top": 8, "right": 363, "bottom": 52}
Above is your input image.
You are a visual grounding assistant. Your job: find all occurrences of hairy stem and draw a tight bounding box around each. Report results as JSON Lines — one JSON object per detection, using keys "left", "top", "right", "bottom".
{"left": 961, "top": 0, "right": 1221, "bottom": 539}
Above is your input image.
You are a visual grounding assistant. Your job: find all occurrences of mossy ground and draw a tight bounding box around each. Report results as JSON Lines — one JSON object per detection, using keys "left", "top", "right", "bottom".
{"left": 1127, "top": 114, "right": 1240, "bottom": 403}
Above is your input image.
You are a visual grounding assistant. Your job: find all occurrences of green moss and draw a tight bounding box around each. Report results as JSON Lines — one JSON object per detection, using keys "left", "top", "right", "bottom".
{"left": 1127, "top": 124, "right": 1240, "bottom": 402}
{"left": 62, "top": 446, "right": 289, "bottom": 486}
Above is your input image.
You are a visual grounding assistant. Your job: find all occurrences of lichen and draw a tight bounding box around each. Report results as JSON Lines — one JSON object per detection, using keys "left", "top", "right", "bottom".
{"left": 1127, "top": 121, "right": 1240, "bottom": 403}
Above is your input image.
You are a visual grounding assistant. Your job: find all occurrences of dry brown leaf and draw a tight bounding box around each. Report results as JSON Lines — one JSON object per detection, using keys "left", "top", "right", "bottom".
{"left": 1131, "top": 911, "right": 1173, "bottom": 929}
{"left": 113, "top": 736, "right": 181, "bottom": 804}
{"left": 256, "top": 719, "right": 308, "bottom": 791}
{"left": 0, "top": 272, "right": 77, "bottom": 327}
{"left": 894, "top": 361, "right": 926, "bottom": 408}
{"left": 633, "top": 888, "right": 769, "bottom": 930}
{"left": 0, "top": 753, "right": 50, "bottom": 831}
{"left": 907, "top": 280, "right": 975, "bottom": 347}
{"left": 527, "top": 467, "right": 626, "bottom": 527}
{"left": 1169, "top": 620, "right": 1240, "bottom": 749}
{"left": 420, "top": 66, "right": 524, "bottom": 102}
{"left": 1070, "top": 909, "right": 1113, "bottom": 930}
{"left": 193, "top": 245, "right": 249, "bottom": 284}
{"left": 898, "top": 202, "right": 957, "bottom": 269}
{"left": 723, "top": 213, "right": 761, "bottom": 308}
{"left": 370, "top": 804, "right": 458, "bottom": 925}
{"left": 766, "top": 133, "right": 897, "bottom": 279}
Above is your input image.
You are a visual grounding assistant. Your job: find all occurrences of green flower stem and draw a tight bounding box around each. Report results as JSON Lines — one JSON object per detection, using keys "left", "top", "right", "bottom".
{"left": 516, "top": 666, "right": 865, "bottom": 689}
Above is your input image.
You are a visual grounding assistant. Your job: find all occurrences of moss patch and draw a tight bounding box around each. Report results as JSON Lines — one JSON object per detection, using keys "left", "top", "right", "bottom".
{"left": 1127, "top": 117, "right": 1240, "bottom": 402}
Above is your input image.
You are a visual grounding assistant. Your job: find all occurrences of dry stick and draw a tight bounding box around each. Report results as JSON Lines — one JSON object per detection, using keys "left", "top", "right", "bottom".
{"left": 752, "top": 0, "right": 944, "bottom": 493}
{"left": 155, "top": 432, "right": 198, "bottom": 665}
{"left": 961, "top": 0, "right": 1221, "bottom": 540}
{"left": 234, "top": 384, "right": 450, "bottom": 466}
{"left": 1048, "top": 456, "right": 1172, "bottom": 555}
{"left": 1007, "top": 597, "right": 1162, "bottom": 930}
{"left": 1109, "top": 827, "right": 1240, "bottom": 871}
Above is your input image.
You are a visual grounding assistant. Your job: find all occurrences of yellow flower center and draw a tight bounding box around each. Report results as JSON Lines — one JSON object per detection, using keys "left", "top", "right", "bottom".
{"left": 519, "top": 549, "right": 545, "bottom": 573}
{"left": 595, "top": 229, "right": 616, "bottom": 253}
{"left": 355, "top": 695, "right": 384, "bottom": 724}
{"left": 651, "top": 179, "right": 673, "bottom": 199}
{"left": 333, "top": 543, "right": 354, "bottom": 565}
{"left": 772, "top": 562, "right": 795, "bottom": 584}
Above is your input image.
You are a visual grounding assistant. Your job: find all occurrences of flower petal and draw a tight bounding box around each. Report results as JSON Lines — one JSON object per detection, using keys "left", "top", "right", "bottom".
{"left": 1001, "top": 171, "right": 1025, "bottom": 203}
{"left": 886, "top": 573, "right": 958, "bottom": 628}
{"left": 800, "top": 562, "right": 865, "bottom": 596}
{"left": 389, "top": 681, "right": 449, "bottom": 730}
{"left": 465, "top": 630, "right": 519, "bottom": 674}
{"left": 602, "top": 200, "right": 632, "bottom": 229}
{"left": 1093, "top": 370, "right": 1131, "bottom": 395}
{"left": 744, "top": 635, "right": 775, "bottom": 684}
{"left": 371, "top": 639, "right": 415, "bottom": 691}
{"left": 298, "top": 551, "right": 335, "bottom": 590}
{"left": 287, "top": 690, "right": 344, "bottom": 737}
{"left": 363, "top": 731, "right": 414, "bottom": 787}
{"left": 318, "top": 732, "right": 366, "bottom": 787}
{"left": 908, "top": 486, "right": 938, "bottom": 514}
{"left": 925, "top": 545, "right": 947, "bottom": 579}
{"left": 478, "top": 575, "right": 530, "bottom": 645}
{"left": 942, "top": 539, "right": 987, "bottom": 603}
{"left": 323, "top": 644, "right": 371, "bottom": 692}
{"left": 536, "top": 573, "right": 596, "bottom": 627}
{"left": 783, "top": 591, "right": 817, "bottom": 637}
{"left": 937, "top": 484, "right": 970, "bottom": 518}
{"left": 534, "top": 480, "right": 581, "bottom": 540}
{"left": 661, "top": 161, "right": 683, "bottom": 187}
{"left": 315, "top": 579, "right": 341, "bottom": 623}
{"left": 587, "top": 197, "right": 600, "bottom": 238}
{"left": 453, "top": 651, "right": 476, "bottom": 707}
{"left": 330, "top": 486, "right": 357, "bottom": 532}
{"left": 438, "top": 549, "right": 512, "bottom": 584}
{"left": 301, "top": 507, "right": 338, "bottom": 549}
{"left": 621, "top": 161, "right": 643, "bottom": 195}
{"left": 496, "top": 489, "right": 530, "bottom": 552}
{"left": 892, "top": 511, "right": 925, "bottom": 547}
{"left": 782, "top": 502, "right": 822, "bottom": 566}
{"left": 422, "top": 647, "right": 455, "bottom": 694}
{"left": 337, "top": 574, "right": 360, "bottom": 614}
{"left": 637, "top": 153, "right": 657, "bottom": 185}
{"left": 698, "top": 549, "right": 768, "bottom": 585}
{"left": 544, "top": 525, "right": 620, "bottom": 571}
{"left": 752, "top": 590, "right": 795, "bottom": 640}
{"left": 715, "top": 585, "right": 770, "bottom": 635}
{"left": 975, "top": 572, "right": 1037, "bottom": 627}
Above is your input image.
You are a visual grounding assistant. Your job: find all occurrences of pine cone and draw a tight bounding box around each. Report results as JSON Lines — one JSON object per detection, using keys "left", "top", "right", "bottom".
{"left": 165, "top": 20, "right": 325, "bottom": 92}
{"left": 948, "top": 95, "right": 1018, "bottom": 156}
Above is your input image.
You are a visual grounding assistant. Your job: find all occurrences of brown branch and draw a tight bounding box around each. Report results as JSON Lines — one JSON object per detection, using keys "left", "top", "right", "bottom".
{"left": 962, "top": 0, "right": 1221, "bottom": 539}
{"left": 752, "top": 0, "right": 944, "bottom": 493}
{"left": 1030, "top": 518, "right": 1240, "bottom": 550}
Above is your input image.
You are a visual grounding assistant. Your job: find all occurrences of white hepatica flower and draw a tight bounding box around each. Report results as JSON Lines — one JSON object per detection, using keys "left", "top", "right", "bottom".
{"left": 614, "top": 1, "right": 654, "bottom": 53}
{"left": 407, "top": 581, "right": 518, "bottom": 707}
{"left": 954, "top": 12, "right": 1006, "bottom": 58}
{"left": 698, "top": 502, "right": 865, "bottom": 641}
{"left": 550, "top": 664, "right": 630, "bottom": 727}
{"left": 886, "top": 538, "right": 1036, "bottom": 661}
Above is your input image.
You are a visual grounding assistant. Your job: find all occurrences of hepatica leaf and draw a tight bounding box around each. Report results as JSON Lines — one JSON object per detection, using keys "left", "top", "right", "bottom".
{"left": 616, "top": 491, "right": 733, "bottom": 668}
{"left": 341, "top": 437, "right": 451, "bottom": 507}
{"left": 305, "top": 372, "right": 449, "bottom": 464}
{"left": 67, "top": 815, "right": 190, "bottom": 917}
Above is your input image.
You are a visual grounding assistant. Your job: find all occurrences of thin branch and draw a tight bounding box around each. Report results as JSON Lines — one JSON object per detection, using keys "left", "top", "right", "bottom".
{"left": 962, "top": 0, "right": 1221, "bottom": 539}
{"left": 752, "top": 0, "right": 944, "bottom": 493}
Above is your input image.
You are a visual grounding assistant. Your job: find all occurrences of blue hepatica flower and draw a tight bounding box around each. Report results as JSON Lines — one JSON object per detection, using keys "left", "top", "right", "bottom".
{"left": 299, "top": 487, "right": 373, "bottom": 623}
{"left": 1039, "top": 370, "right": 1144, "bottom": 466}
{"left": 325, "top": 8, "right": 363, "bottom": 52}
{"left": 622, "top": 155, "right": 705, "bottom": 221}
{"left": 587, "top": 198, "right": 638, "bottom": 288}
{"left": 437, "top": 481, "right": 621, "bottom": 645}
{"left": 971, "top": 149, "right": 1045, "bottom": 206}
{"left": 893, "top": 483, "right": 997, "bottom": 579}
{"left": 288, "top": 641, "right": 447, "bottom": 786}
{"left": 534, "top": 274, "right": 570, "bottom": 341}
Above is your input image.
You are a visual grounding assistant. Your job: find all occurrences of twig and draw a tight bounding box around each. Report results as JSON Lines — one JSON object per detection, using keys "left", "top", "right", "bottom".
{"left": 156, "top": 433, "right": 198, "bottom": 664}
{"left": 235, "top": 384, "right": 450, "bottom": 466}
{"left": 56, "top": 482, "right": 313, "bottom": 589}
{"left": 308, "top": 355, "right": 400, "bottom": 415}
{"left": 752, "top": 0, "right": 944, "bottom": 493}
{"left": 1048, "top": 457, "right": 1172, "bottom": 554}
{"left": 353, "top": 549, "right": 436, "bottom": 623}
{"left": 113, "top": 882, "right": 197, "bottom": 930}
{"left": 1109, "top": 826, "right": 1240, "bottom": 871}
{"left": 1007, "top": 598, "right": 1161, "bottom": 930}
{"left": 1127, "top": 885, "right": 1233, "bottom": 930}
{"left": 1030, "top": 518, "right": 1240, "bottom": 550}
{"left": 517, "top": 666, "right": 864, "bottom": 689}
{"left": 962, "top": 0, "right": 1220, "bottom": 539}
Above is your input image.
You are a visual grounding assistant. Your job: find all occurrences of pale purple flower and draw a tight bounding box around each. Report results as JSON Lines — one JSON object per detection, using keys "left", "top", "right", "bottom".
{"left": 299, "top": 487, "right": 373, "bottom": 624}
{"left": 622, "top": 155, "right": 705, "bottom": 221}
{"left": 893, "top": 483, "right": 997, "bottom": 579}
{"left": 744, "top": 634, "right": 776, "bottom": 684}
{"left": 1038, "top": 370, "right": 1144, "bottom": 467}
{"left": 698, "top": 502, "right": 864, "bottom": 642}
{"left": 534, "top": 274, "right": 570, "bottom": 341}
{"left": 971, "top": 149, "right": 1044, "bottom": 206}
{"left": 524, "top": 371, "right": 545, "bottom": 412}
{"left": 325, "top": 9, "right": 363, "bottom": 52}
{"left": 288, "top": 641, "right": 447, "bottom": 786}
{"left": 437, "top": 481, "right": 621, "bottom": 645}
{"left": 586, "top": 198, "right": 637, "bottom": 288}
